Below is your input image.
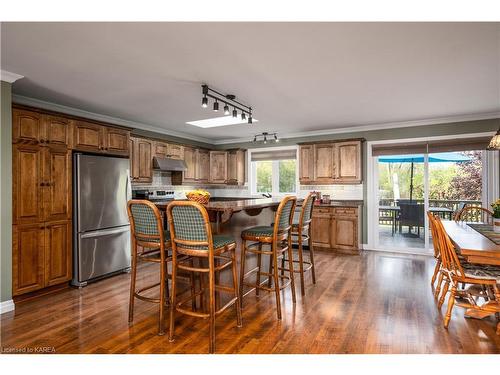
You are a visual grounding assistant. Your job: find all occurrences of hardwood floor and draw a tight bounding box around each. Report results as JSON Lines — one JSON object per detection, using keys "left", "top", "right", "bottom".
{"left": 1, "top": 250, "right": 499, "bottom": 354}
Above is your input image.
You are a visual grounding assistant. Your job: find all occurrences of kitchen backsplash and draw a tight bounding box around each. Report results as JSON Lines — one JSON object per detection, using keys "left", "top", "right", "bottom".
{"left": 132, "top": 171, "right": 363, "bottom": 200}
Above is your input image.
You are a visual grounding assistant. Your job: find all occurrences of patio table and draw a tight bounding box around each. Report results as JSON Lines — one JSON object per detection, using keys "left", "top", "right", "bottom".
{"left": 379, "top": 205, "right": 454, "bottom": 234}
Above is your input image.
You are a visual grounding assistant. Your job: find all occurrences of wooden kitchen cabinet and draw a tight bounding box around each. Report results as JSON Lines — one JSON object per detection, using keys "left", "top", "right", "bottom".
{"left": 130, "top": 137, "right": 153, "bottom": 183}
{"left": 74, "top": 120, "right": 130, "bottom": 155}
{"left": 227, "top": 149, "right": 246, "bottom": 185}
{"left": 196, "top": 149, "right": 210, "bottom": 183}
{"left": 299, "top": 145, "right": 314, "bottom": 184}
{"left": 44, "top": 221, "right": 72, "bottom": 287}
{"left": 183, "top": 146, "right": 197, "bottom": 183}
{"left": 335, "top": 140, "right": 362, "bottom": 183}
{"left": 311, "top": 206, "right": 360, "bottom": 253}
{"left": 42, "top": 147, "right": 72, "bottom": 222}
{"left": 43, "top": 115, "right": 72, "bottom": 147}
{"left": 209, "top": 151, "right": 228, "bottom": 184}
{"left": 154, "top": 141, "right": 169, "bottom": 158}
{"left": 13, "top": 223, "right": 46, "bottom": 295}
{"left": 12, "top": 109, "right": 44, "bottom": 144}
{"left": 313, "top": 143, "right": 336, "bottom": 183}
{"left": 103, "top": 127, "right": 130, "bottom": 155}
{"left": 167, "top": 143, "right": 184, "bottom": 160}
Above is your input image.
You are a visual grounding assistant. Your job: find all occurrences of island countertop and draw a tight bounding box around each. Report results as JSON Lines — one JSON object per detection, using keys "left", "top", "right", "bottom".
{"left": 153, "top": 197, "right": 286, "bottom": 212}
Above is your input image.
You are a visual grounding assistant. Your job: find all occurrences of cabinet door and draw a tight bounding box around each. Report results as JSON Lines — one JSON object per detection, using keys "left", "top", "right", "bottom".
{"left": 43, "top": 148, "right": 72, "bottom": 222}
{"left": 131, "top": 137, "right": 152, "bottom": 183}
{"left": 45, "top": 221, "right": 72, "bottom": 286}
{"left": 196, "top": 150, "right": 210, "bottom": 183}
{"left": 227, "top": 150, "right": 245, "bottom": 185}
{"left": 183, "top": 147, "right": 197, "bottom": 182}
{"left": 103, "top": 128, "right": 130, "bottom": 155}
{"left": 13, "top": 109, "right": 43, "bottom": 144}
{"left": 13, "top": 224, "right": 45, "bottom": 295}
{"left": 331, "top": 216, "right": 358, "bottom": 250}
{"left": 335, "top": 141, "right": 361, "bottom": 183}
{"left": 299, "top": 145, "right": 314, "bottom": 183}
{"left": 74, "top": 121, "right": 103, "bottom": 152}
{"left": 13, "top": 145, "right": 43, "bottom": 224}
{"left": 311, "top": 213, "right": 332, "bottom": 248}
{"left": 154, "top": 141, "right": 169, "bottom": 158}
{"left": 209, "top": 151, "right": 227, "bottom": 183}
{"left": 167, "top": 144, "right": 184, "bottom": 160}
{"left": 313, "top": 144, "right": 335, "bottom": 183}
{"left": 43, "top": 115, "right": 72, "bottom": 147}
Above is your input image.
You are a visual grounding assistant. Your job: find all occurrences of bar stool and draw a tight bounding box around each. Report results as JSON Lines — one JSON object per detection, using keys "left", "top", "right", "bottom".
{"left": 167, "top": 200, "right": 242, "bottom": 354}
{"left": 240, "top": 196, "right": 297, "bottom": 320}
{"left": 127, "top": 200, "right": 172, "bottom": 336}
{"left": 282, "top": 192, "right": 317, "bottom": 296}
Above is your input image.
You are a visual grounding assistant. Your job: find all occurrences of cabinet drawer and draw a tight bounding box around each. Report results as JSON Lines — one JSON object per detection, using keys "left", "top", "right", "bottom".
{"left": 314, "top": 207, "right": 333, "bottom": 214}
{"left": 333, "top": 207, "right": 357, "bottom": 216}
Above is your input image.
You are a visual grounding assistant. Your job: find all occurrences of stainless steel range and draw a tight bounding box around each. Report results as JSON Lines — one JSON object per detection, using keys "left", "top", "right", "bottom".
{"left": 72, "top": 153, "right": 132, "bottom": 287}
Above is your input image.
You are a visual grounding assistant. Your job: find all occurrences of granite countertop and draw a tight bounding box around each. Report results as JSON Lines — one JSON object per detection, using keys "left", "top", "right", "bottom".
{"left": 154, "top": 197, "right": 289, "bottom": 212}
{"left": 300, "top": 200, "right": 364, "bottom": 208}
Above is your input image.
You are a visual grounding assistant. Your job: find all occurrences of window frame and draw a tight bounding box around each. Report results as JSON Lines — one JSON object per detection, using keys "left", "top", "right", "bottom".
{"left": 248, "top": 145, "right": 299, "bottom": 197}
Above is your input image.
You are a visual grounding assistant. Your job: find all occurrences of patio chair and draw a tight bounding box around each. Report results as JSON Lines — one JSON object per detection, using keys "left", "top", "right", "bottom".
{"left": 398, "top": 202, "right": 425, "bottom": 236}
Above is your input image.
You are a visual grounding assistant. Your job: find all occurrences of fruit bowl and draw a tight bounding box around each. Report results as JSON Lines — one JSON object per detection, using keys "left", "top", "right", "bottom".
{"left": 186, "top": 189, "right": 211, "bottom": 205}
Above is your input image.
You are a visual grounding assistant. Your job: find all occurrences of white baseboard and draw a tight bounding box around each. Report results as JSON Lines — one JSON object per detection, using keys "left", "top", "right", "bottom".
{"left": 0, "top": 299, "right": 15, "bottom": 314}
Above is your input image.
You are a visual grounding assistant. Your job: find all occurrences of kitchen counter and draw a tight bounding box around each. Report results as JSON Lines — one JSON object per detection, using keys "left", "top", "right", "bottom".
{"left": 153, "top": 197, "right": 286, "bottom": 212}
{"left": 313, "top": 200, "right": 364, "bottom": 208}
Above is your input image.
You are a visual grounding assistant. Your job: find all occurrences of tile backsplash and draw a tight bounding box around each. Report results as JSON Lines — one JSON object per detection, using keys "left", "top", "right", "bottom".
{"left": 133, "top": 171, "right": 363, "bottom": 200}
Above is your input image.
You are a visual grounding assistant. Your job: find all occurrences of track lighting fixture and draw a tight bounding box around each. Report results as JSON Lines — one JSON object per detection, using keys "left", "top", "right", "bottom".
{"left": 253, "top": 132, "right": 279, "bottom": 144}
{"left": 200, "top": 84, "right": 253, "bottom": 123}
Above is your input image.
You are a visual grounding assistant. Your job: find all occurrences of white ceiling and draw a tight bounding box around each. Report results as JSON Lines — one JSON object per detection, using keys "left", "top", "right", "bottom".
{"left": 1, "top": 22, "right": 499, "bottom": 143}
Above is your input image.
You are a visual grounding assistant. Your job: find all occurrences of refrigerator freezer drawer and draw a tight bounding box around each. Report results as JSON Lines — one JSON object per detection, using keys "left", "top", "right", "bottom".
{"left": 74, "top": 225, "right": 131, "bottom": 285}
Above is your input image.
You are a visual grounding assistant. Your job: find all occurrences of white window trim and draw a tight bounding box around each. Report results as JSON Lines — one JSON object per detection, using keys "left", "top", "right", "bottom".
{"left": 248, "top": 145, "right": 299, "bottom": 197}
{"left": 366, "top": 131, "right": 497, "bottom": 255}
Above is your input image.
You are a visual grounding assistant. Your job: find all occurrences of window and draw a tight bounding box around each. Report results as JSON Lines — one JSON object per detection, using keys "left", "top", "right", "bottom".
{"left": 250, "top": 148, "right": 298, "bottom": 196}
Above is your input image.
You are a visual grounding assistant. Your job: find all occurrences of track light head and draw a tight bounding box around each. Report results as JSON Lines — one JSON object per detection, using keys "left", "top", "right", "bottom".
{"left": 241, "top": 112, "right": 246, "bottom": 121}
{"left": 253, "top": 136, "right": 257, "bottom": 142}
{"left": 232, "top": 108, "right": 238, "bottom": 118}
{"left": 223, "top": 104, "right": 230, "bottom": 115}
{"left": 201, "top": 96, "right": 208, "bottom": 108}
{"left": 213, "top": 100, "right": 219, "bottom": 112}
{"left": 248, "top": 116, "right": 253, "bottom": 124}
{"left": 263, "top": 135, "right": 267, "bottom": 144}
{"left": 274, "top": 134, "right": 278, "bottom": 142}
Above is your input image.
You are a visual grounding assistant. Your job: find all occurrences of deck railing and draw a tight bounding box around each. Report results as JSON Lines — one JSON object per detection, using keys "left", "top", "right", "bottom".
{"left": 378, "top": 199, "right": 483, "bottom": 225}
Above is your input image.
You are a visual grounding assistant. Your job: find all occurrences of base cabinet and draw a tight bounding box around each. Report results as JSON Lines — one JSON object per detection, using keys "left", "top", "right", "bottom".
{"left": 13, "top": 224, "right": 45, "bottom": 295}
{"left": 311, "top": 206, "right": 360, "bottom": 253}
{"left": 44, "top": 221, "right": 72, "bottom": 287}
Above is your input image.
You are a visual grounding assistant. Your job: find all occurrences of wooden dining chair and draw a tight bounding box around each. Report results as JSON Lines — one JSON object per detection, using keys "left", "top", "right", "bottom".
{"left": 427, "top": 212, "right": 443, "bottom": 291}
{"left": 433, "top": 216, "right": 500, "bottom": 334}
{"left": 127, "top": 200, "right": 172, "bottom": 335}
{"left": 240, "top": 196, "right": 297, "bottom": 320}
{"left": 167, "top": 200, "right": 242, "bottom": 354}
{"left": 282, "top": 192, "right": 317, "bottom": 296}
{"left": 456, "top": 206, "right": 494, "bottom": 224}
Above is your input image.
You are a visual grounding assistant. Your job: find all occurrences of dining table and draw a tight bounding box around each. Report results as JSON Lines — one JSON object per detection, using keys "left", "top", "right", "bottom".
{"left": 441, "top": 220, "right": 500, "bottom": 320}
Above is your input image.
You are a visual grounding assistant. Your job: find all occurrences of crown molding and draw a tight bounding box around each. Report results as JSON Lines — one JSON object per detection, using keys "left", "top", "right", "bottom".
{"left": 1, "top": 70, "right": 24, "bottom": 83}
{"left": 212, "top": 112, "right": 500, "bottom": 145}
{"left": 12, "top": 95, "right": 213, "bottom": 144}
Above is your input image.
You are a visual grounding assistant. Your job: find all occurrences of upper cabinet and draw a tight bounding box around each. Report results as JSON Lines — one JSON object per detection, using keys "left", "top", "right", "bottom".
{"left": 130, "top": 137, "right": 153, "bottom": 183}
{"left": 299, "top": 140, "right": 363, "bottom": 184}
{"left": 74, "top": 120, "right": 130, "bottom": 156}
{"left": 227, "top": 149, "right": 246, "bottom": 185}
{"left": 196, "top": 149, "right": 210, "bottom": 183}
{"left": 209, "top": 151, "right": 228, "bottom": 184}
{"left": 13, "top": 110, "right": 72, "bottom": 148}
{"left": 153, "top": 141, "right": 184, "bottom": 160}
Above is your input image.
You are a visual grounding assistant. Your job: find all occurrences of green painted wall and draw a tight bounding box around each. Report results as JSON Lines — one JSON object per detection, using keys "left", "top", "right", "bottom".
{"left": 0, "top": 81, "right": 13, "bottom": 303}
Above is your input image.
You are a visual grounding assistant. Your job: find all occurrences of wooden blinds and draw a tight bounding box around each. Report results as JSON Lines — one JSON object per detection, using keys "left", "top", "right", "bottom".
{"left": 372, "top": 137, "right": 491, "bottom": 156}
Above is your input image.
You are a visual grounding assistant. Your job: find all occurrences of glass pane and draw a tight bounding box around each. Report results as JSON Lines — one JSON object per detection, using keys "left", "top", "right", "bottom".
{"left": 279, "top": 159, "right": 296, "bottom": 193}
{"left": 377, "top": 155, "right": 425, "bottom": 250}
{"left": 255, "top": 161, "right": 272, "bottom": 193}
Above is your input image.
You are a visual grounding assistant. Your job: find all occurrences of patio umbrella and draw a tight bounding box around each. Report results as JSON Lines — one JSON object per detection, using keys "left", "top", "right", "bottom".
{"left": 378, "top": 152, "right": 472, "bottom": 202}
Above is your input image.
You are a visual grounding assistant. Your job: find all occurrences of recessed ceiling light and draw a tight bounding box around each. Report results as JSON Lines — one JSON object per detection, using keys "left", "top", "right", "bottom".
{"left": 186, "top": 116, "right": 258, "bottom": 128}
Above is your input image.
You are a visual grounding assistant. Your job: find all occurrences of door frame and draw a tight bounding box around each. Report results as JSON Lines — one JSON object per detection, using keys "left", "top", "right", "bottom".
{"left": 366, "top": 131, "right": 497, "bottom": 255}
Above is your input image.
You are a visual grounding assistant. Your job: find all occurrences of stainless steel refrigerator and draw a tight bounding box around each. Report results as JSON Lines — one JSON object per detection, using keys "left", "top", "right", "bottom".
{"left": 72, "top": 153, "right": 131, "bottom": 287}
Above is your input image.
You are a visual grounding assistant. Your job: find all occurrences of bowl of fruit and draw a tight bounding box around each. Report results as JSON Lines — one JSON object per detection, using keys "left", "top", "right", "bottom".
{"left": 185, "top": 189, "right": 211, "bottom": 205}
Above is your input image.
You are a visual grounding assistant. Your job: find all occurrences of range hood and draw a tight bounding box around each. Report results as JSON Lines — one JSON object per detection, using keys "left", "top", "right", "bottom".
{"left": 153, "top": 157, "right": 188, "bottom": 172}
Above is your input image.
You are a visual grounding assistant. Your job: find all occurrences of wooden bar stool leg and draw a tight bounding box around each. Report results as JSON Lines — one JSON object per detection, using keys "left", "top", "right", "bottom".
{"left": 444, "top": 284, "right": 457, "bottom": 329}
{"left": 287, "top": 237, "right": 297, "bottom": 304}
{"left": 164, "top": 260, "right": 170, "bottom": 306}
{"left": 438, "top": 279, "right": 450, "bottom": 309}
{"left": 158, "top": 250, "right": 166, "bottom": 336}
{"left": 267, "top": 248, "right": 273, "bottom": 288}
{"left": 208, "top": 255, "right": 216, "bottom": 354}
{"left": 308, "top": 227, "right": 316, "bottom": 284}
{"left": 231, "top": 248, "right": 243, "bottom": 327}
{"left": 239, "top": 240, "right": 247, "bottom": 306}
{"left": 168, "top": 252, "right": 178, "bottom": 343}
{"left": 128, "top": 247, "right": 137, "bottom": 323}
{"left": 272, "top": 245, "right": 282, "bottom": 320}
{"left": 199, "top": 258, "right": 206, "bottom": 311}
{"left": 297, "top": 231, "right": 305, "bottom": 296}
{"left": 189, "top": 258, "right": 197, "bottom": 312}
{"left": 256, "top": 243, "right": 262, "bottom": 296}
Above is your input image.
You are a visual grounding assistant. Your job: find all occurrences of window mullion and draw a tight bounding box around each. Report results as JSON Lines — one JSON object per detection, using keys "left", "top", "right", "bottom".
{"left": 272, "top": 160, "right": 279, "bottom": 196}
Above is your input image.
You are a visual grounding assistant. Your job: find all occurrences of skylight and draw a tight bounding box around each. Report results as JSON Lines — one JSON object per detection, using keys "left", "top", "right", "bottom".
{"left": 186, "top": 116, "right": 258, "bottom": 128}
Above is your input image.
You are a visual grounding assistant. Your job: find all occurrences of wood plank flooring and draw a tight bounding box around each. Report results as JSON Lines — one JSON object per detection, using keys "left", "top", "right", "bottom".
{"left": 1, "top": 250, "right": 499, "bottom": 354}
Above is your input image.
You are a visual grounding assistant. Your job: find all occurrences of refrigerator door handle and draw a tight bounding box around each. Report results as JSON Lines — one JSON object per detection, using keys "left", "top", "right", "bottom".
{"left": 80, "top": 226, "right": 130, "bottom": 239}
{"left": 126, "top": 168, "right": 132, "bottom": 201}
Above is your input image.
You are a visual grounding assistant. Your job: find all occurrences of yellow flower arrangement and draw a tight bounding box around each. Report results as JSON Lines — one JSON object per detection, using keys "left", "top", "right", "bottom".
{"left": 491, "top": 199, "right": 500, "bottom": 219}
